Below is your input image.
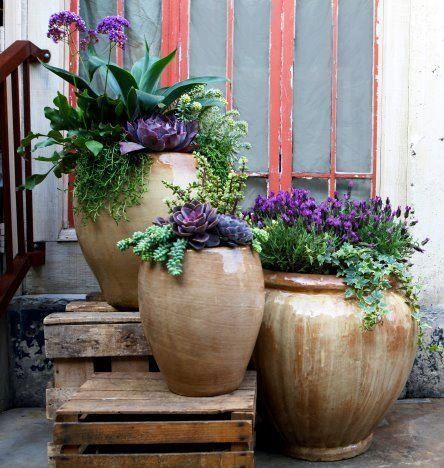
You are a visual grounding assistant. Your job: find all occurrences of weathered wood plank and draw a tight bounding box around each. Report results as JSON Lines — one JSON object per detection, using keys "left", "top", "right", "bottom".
{"left": 65, "top": 301, "right": 119, "bottom": 312}
{"left": 44, "top": 324, "right": 150, "bottom": 358}
{"left": 44, "top": 312, "right": 141, "bottom": 325}
{"left": 46, "top": 387, "right": 81, "bottom": 420}
{"left": 53, "top": 421, "right": 252, "bottom": 445}
{"left": 54, "top": 360, "right": 94, "bottom": 387}
{"left": 49, "top": 451, "right": 253, "bottom": 468}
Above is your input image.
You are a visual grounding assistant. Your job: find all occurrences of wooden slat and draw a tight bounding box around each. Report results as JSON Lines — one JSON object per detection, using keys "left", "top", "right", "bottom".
{"left": 44, "top": 323, "right": 150, "bottom": 358}
{"left": 54, "top": 420, "right": 252, "bottom": 445}
{"left": 49, "top": 451, "right": 253, "bottom": 468}
{"left": 54, "top": 360, "right": 94, "bottom": 387}
{"left": 65, "top": 301, "right": 119, "bottom": 312}
{"left": 44, "top": 312, "right": 140, "bottom": 325}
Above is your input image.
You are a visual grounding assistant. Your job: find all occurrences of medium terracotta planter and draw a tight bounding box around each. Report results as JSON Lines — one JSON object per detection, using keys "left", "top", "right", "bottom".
{"left": 75, "top": 152, "right": 196, "bottom": 309}
{"left": 138, "top": 246, "right": 265, "bottom": 396}
{"left": 255, "top": 270, "right": 418, "bottom": 462}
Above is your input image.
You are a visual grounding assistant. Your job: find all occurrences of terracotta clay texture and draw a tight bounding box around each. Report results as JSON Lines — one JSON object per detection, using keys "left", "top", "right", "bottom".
{"left": 255, "top": 270, "right": 418, "bottom": 462}
{"left": 75, "top": 152, "right": 196, "bottom": 310}
{"left": 138, "top": 247, "right": 265, "bottom": 396}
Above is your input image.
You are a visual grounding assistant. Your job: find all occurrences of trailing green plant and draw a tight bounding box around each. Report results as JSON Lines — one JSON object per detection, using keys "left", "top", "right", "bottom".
{"left": 163, "top": 153, "right": 249, "bottom": 216}
{"left": 117, "top": 200, "right": 267, "bottom": 276}
{"left": 74, "top": 143, "right": 152, "bottom": 223}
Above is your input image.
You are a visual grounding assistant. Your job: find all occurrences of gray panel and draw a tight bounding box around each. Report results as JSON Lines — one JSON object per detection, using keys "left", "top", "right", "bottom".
{"left": 292, "top": 178, "right": 329, "bottom": 201}
{"left": 233, "top": 0, "right": 270, "bottom": 173}
{"left": 124, "top": 0, "right": 161, "bottom": 69}
{"left": 241, "top": 178, "right": 268, "bottom": 211}
{"left": 337, "top": 0, "right": 373, "bottom": 173}
{"left": 293, "top": 0, "right": 332, "bottom": 173}
{"left": 190, "top": 0, "right": 226, "bottom": 81}
{"left": 336, "top": 179, "right": 371, "bottom": 200}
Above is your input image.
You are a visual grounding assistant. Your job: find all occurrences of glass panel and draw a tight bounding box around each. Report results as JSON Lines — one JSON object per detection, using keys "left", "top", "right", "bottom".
{"left": 336, "top": 178, "right": 371, "bottom": 200}
{"left": 233, "top": 0, "right": 270, "bottom": 173}
{"left": 292, "top": 178, "right": 329, "bottom": 201}
{"left": 124, "top": 0, "right": 161, "bottom": 68}
{"left": 240, "top": 177, "right": 268, "bottom": 211}
{"left": 293, "top": 0, "right": 332, "bottom": 173}
{"left": 79, "top": 0, "right": 117, "bottom": 90}
{"left": 190, "top": 0, "right": 226, "bottom": 86}
{"left": 336, "top": 0, "right": 373, "bottom": 173}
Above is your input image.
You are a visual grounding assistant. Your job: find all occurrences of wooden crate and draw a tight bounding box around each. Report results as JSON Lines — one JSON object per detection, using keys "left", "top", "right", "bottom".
{"left": 48, "top": 371, "right": 256, "bottom": 467}
{"left": 44, "top": 300, "right": 154, "bottom": 419}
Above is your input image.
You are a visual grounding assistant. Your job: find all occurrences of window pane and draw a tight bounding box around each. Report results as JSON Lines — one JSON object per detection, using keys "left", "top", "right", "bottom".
{"left": 292, "top": 178, "right": 329, "bottom": 201}
{"left": 336, "top": 179, "right": 371, "bottom": 199}
{"left": 190, "top": 0, "right": 226, "bottom": 88}
{"left": 124, "top": 0, "right": 161, "bottom": 68}
{"left": 336, "top": 0, "right": 373, "bottom": 173}
{"left": 233, "top": 0, "right": 270, "bottom": 173}
{"left": 241, "top": 178, "right": 268, "bottom": 211}
{"left": 293, "top": 0, "right": 332, "bottom": 173}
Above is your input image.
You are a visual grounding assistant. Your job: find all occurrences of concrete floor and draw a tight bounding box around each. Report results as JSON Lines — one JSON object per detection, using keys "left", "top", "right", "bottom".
{"left": 0, "top": 400, "right": 442, "bottom": 468}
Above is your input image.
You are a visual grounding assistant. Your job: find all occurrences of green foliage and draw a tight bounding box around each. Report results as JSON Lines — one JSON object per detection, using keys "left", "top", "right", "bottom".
{"left": 117, "top": 225, "right": 186, "bottom": 276}
{"left": 74, "top": 143, "right": 152, "bottom": 223}
{"left": 163, "top": 153, "right": 249, "bottom": 215}
{"left": 259, "top": 219, "right": 339, "bottom": 274}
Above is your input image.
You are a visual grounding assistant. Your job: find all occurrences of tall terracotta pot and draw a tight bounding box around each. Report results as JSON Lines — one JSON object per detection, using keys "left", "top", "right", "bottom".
{"left": 138, "top": 247, "right": 265, "bottom": 396}
{"left": 75, "top": 152, "right": 196, "bottom": 310}
{"left": 255, "top": 270, "right": 418, "bottom": 462}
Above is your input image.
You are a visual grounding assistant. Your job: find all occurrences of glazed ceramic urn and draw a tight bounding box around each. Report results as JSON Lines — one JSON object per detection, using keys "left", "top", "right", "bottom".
{"left": 138, "top": 246, "right": 265, "bottom": 396}
{"left": 74, "top": 152, "right": 196, "bottom": 310}
{"left": 255, "top": 270, "right": 418, "bottom": 462}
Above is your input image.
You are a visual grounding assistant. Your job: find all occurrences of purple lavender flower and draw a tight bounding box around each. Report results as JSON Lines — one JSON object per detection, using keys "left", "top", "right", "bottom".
{"left": 47, "top": 11, "right": 86, "bottom": 43}
{"left": 97, "top": 16, "right": 130, "bottom": 49}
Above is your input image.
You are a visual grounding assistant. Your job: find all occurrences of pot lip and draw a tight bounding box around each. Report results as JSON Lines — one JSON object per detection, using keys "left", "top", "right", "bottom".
{"left": 263, "top": 269, "right": 347, "bottom": 292}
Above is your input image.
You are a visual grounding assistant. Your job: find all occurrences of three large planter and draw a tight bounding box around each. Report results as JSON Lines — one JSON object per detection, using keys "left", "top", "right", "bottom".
{"left": 138, "top": 246, "right": 265, "bottom": 396}
{"left": 255, "top": 270, "right": 418, "bottom": 462}
{"left": 75, "top": 152, "right": 196, "bottom": 309}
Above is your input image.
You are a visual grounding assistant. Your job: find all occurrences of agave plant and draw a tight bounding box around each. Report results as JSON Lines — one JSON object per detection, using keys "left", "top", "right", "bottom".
{"left": 120, "top": 115, "right": 198, "bottom": 155}
{"left": 41, "top": 41, "right": 226, "bottom": 122}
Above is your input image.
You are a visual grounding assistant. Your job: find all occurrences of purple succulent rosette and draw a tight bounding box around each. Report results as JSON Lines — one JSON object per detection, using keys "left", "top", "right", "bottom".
{"left": 169, "top": 201, "right": 219, "bottom": 250}
{"left": 217, "top": 215, "right": 253, "bottom": 246}
{"left": 120, "top": 115, "right": 199, "bottom": 155}
{"left": 97, "top": 15, "right": 130, "bottom": 49}
{"left": 47, "top": 10, "right": 86, "bottom": 43}
{"left": 247, "top": 187, "right": 419, "bottom": 244}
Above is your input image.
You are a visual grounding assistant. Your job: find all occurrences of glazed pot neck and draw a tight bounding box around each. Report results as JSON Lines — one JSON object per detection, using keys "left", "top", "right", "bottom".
{"left": 263, "top": 270, "right": 346, "bottom": 292}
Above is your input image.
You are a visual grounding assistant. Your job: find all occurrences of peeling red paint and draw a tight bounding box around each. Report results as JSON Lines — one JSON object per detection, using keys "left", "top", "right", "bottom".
{"left": 329, "top": 0, "right": 339, "bottom": 197}
{"left": 116, "top": 0, "right": 125, "bottom": 67}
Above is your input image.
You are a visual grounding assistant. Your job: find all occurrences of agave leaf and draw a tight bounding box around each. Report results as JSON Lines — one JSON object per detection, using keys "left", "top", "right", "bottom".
{"left": 106, "top": 64, "right": 139, "bottom": 99}
{"left": 158, "top": 76, "right": 227, "bottom": 108}
{"left": 126, "top": 87, "right": 139, "bottom": 121}
{"left": 139, "top": 49, "right": 177, "bottom": 93}
{"left": 135, "top": 89, "right": 165, "bottom": 114}
{"left": 41, "top": 62, "right": 98, "bottom": 97}
{"left": 131, "top": 38, "right": 152, "bottom": 85}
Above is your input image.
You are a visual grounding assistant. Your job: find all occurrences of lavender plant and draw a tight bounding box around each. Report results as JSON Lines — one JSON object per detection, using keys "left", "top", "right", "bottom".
{"left": 246, "top": 186, "right": 429, "bottom": 338}
{"left": 118, "top": 201, "right": 267, "bottom": 276}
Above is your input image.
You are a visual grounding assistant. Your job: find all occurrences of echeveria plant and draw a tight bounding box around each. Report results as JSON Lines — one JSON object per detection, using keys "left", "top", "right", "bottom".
{"left": 120, "top": 115, "right": 198, "bottom": 155}
{"left": 117, "top": 201, "right": 267, "bottom": 276}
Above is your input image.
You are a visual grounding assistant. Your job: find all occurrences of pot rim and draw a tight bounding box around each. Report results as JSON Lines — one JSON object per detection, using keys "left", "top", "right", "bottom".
{"left": 263, "top": 270, "right": 346, "bottom": 292}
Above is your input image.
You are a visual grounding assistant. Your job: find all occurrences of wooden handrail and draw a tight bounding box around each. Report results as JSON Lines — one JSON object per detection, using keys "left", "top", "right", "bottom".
{"left": 0, "top": 40, "right": 50, "bottom": 82}
{"left": 0, "top": 40, "right": 48, "bottom": 314}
